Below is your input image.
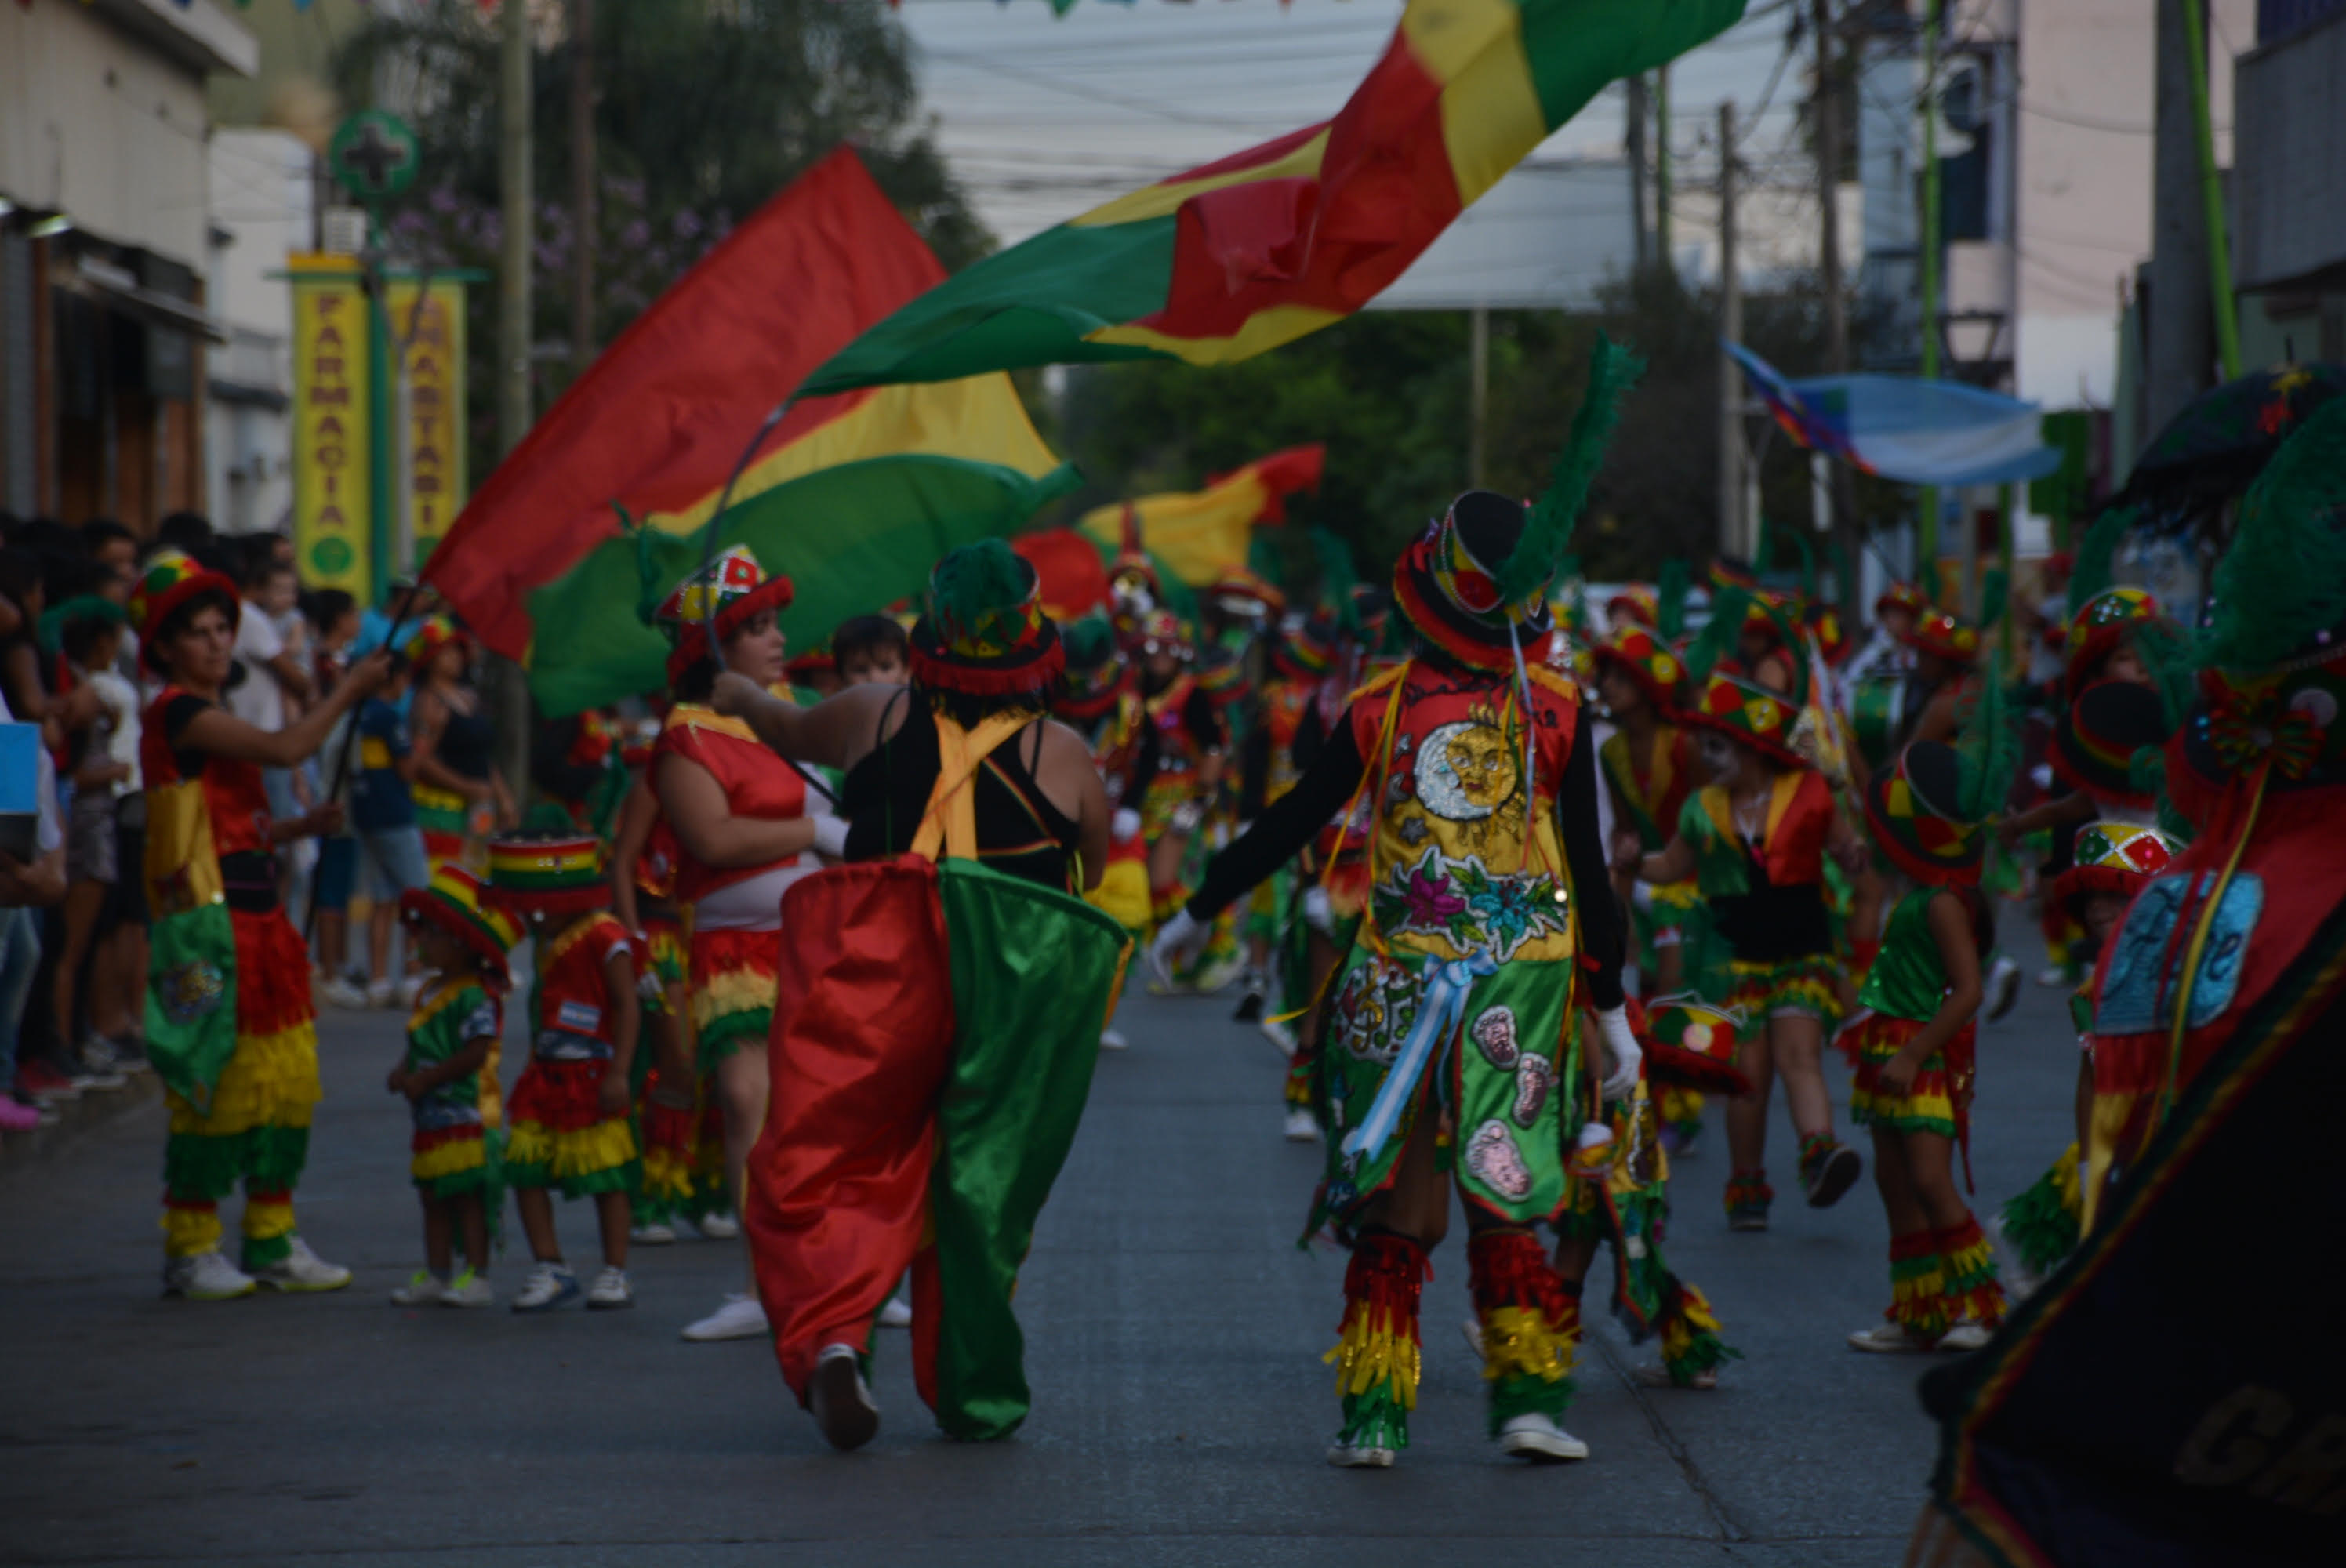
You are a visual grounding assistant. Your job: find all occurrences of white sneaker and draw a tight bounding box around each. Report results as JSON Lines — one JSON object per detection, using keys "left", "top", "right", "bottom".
{"left": 1099, "top": 1029, "right": 1128, "bottom": 1051}
{"left": 586, "top": 1265, "right": 634, "bottom": 1311}
{"left": 1459, "top": 1316, "right": 1485, "bottom": 1362}
{"left": 1283, "top": 1107, "right": 1319, "bottom": 1143}
{"left": 1985, "top": 955, "right": 2023, "bottom": 1022}
{"left": 1936, "top": 1322, "right": 1994, "bottom": 1352}
{"left": 1326, "top": 1439, "right": 1396, "bottom": 1468}
{"left": 390, "top": 1270, "right": 446, "bottom": 1306}
{"left": 1498, "top": 1413, "right": 1589, "bottom": 1461}
{"left": 681, "top": 1291, "right": 767, "bottom": 1341}
{"left": 511, "top": 1261, "right": 580, "bottom": 1313}
{"left": 1259, "top": 1017, "right": 1298, "bottom": 1058}
{"left": 441, "top": 1269, "right": 495, "bottom": 1308}
{"left": 2035, "top": 965, "right": 2069, "bottom": 988}
{"left": 164, "top": 1250, "right": 257, "bottom": 1301}
{"left": 1631, "top": 1363, "right": 1719, "bottom": 1390}
{"left": 365, "top": 978, "right": 395, "bottom": 1009}
{"left": 878, "top": 1295, "right": 913, "bottom": 1329}
{"left": 811, "top": 1342, "right": 881, "bottom": 1451}
{"left": 631, "top": 1222, "right": 677, "bottom": 1245}
{"left": 252, "top": 1236, "right": 352, "bottom": 1293}
{"left": 695, "top": 1212, "right": 741, "bottom": 1240}
{"left": 1847, "top": 1322, "right": 1931, "bottom": 1353}
{"left": 319, "top": 976, "right": 369, "bottom": 1010}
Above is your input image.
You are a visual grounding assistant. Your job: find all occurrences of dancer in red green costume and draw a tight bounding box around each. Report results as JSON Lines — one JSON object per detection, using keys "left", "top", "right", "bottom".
{"left": 1839, "top": 681, "right": 2019, "bottom": 1352}
{"left": 648, "top": 546, "right": 823, "bottom": 1343}
{"left": 714, "top": 539, "right": 1120, "bottom": 1450}
{"left": 134, "top": 550, "right": 391, "bottom": 1300}
{"left": 1055, "top": 616, "right": 1149, "bottom": 1051}
{"left": 387, "top": 864, "right": 518, "bottom": 1308}
{"left": 1153, "top": 339, "right": 1645, "bottom": 1469}
{"left": 609, "top": 774, "right": 707, "bottom": 1242}
{"left": 1620, "top": 641, "right": 1868, "bottom": 1230}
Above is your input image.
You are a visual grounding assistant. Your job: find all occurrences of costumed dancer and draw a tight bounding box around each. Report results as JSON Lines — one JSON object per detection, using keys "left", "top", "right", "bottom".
{"left": 1841, "top": 686, "right": 2017, "bottom": 1353}
{"left": 135, "top": 550, "right": 390, "bottom": 1299}
{"left": 1992, "top": 821, "right": 2179, "bottom": 1300}
{"left": 1055, "top": 615, "right": 1149, "bottom": 1051}
{"left": 530, "top": 706, "right": 631, "bottom": 839}
{"left": 1622, "top": 641, "right": 1868, "bottom": 1229}
{"left": 1842, "top": 583, "right": 1932, "bottom": 988}
{"left": 1152, "top": 339, "right": 1644, "bottom": 1470}
{"left": 484, "top": 831, "right": 641, "bottom": 1312}
{"left": 1234, "top": 615, "right": 1328, "bottom": 1029}
{"left": 1132, "top": 608, "right": 1228, "bottom": 989}
{"left": 409, "top": 615, "right": 512, "bottom": 874}
{"left": 648, "top": 547, "right": 821, "bottom": 1342}
{"left": 610, "top": 774, "right": 706, "bottom": 1243}
{"left": 715, "top": 539, "right": 1119, "bottom": 1450}
{"left": 387, "top": 864, "right": 518, "bottom": 1308}
{"left": 1547, "top": 996, "right": 1746, "bottom": 1392}
{"left": 1591, "top": 623, "right": 1708, "bottom": 1151}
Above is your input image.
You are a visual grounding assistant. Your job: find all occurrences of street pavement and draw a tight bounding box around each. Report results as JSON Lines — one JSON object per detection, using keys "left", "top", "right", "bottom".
{"left": 0, "top": 922, "right": 2080, "bottom": 1567}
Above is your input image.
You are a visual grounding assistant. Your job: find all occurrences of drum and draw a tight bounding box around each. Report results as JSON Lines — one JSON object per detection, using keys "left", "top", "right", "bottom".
{"left": 1850, "top": 677, "right": 1908, "bottom": 771}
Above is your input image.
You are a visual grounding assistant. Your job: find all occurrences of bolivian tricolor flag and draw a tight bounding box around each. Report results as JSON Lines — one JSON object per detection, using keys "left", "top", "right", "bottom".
{"left": 797, "top": 0, "right": 1745, "bottom": 397}
{"left": 1077, "top": 444, "right": 1323, "bottom": 588}
{"left": 423, "top": 149, "right": 1077, "bottom": 717}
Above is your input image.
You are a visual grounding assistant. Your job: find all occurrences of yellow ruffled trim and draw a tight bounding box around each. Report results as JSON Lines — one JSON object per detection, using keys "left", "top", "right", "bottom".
{"left": 412, "top": 783, "right": 468, "bottom": 815}
{"left": 690, "top": 964, "right": 776, "bottom": 1032}
{"left": 1086, "top": 858, "right": 1153, "bottom": 931}
{"left": 1661, "top": 1284, "right": 1725, "bottom": 1364}
{"left": 640, "top": 1145, "right": 696, "bottom": 1203}
{"left": 2049, "top": 1142, "right": 2081, "bottom": 1214}
{"left": 166, "top": 1022, "right": 321, "bottom": 1136}
{"left": 241, "top": 1198, "right": 296, "bottom": 1242}
{"left": 1478, "top": 1305, "right": 1576, "bottom": 1385}
{"left": 161, "top": 1205, "right": 222, "bottom": 1259}
{"left": 1648, "top": 879, "right": 1703, "bottom": 915}
{"left": 1324, "top": 1313, "right": 1422, "bottom": 1409}
{"left": 412, "top": 1138, "right": 488, "bottom": 1182}
{"left": 507, "top": 1116, "right": 637, "bottom": 1178}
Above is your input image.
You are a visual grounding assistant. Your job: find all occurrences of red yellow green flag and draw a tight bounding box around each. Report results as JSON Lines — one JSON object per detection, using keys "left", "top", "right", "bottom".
{"left": 797, "top": 0, "right": 1745, "bottom": 397}
{"left": 1077, "top": 444, "right": 1323, "bottom": 588}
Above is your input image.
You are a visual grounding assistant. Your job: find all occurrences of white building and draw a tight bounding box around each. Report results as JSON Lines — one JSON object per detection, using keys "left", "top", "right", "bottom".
{"left": 0, "top": 0, "right": 257, "bottom": 526}
{"left": 205, "top": 129, "right": 314, "bottom": 536}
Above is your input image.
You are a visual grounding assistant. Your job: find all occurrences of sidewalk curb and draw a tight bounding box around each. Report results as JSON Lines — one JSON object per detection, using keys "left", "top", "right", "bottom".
{"left": 0, "top": 1073, "right": 161, "bottom": 1179}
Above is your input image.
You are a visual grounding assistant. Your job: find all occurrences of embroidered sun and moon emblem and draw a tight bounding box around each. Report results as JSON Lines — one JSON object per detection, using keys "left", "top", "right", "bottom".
{"left": 1414, "top": 720, "right": 1519, "bottom": 821}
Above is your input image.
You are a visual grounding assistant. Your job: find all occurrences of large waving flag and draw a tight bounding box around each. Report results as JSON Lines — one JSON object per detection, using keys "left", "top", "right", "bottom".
{"left": 1724, "top": 341, "right": 2064, "bottom": 488}
{"left": 1076, "top": 444, "right": 1324, "bottom": 587}
{"left": 422, "top": 148, "right": 1075, "bottom": 717}
{"left": 797, "top": 0, "right": 1745, "bottom": 397}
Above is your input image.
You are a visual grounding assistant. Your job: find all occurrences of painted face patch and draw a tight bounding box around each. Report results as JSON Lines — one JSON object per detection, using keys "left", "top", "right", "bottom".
{"left": 1465, "top": 1120, "right": 1534, "bottom": 1200}
{"left": 1472, "top": 1005, "right": 1520, "bottom": 1069}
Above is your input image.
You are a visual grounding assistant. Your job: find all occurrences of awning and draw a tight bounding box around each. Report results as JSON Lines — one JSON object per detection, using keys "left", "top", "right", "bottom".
{"left": 64, "top": 256, "right": 230, "bottom": 346}
{"left": 1727, "top": 341, "right": 2064, "bottom": 488}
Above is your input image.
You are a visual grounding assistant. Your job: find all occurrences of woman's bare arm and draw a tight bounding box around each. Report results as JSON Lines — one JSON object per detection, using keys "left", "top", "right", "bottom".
{"left": 711, "top": 673, "right": 896, "bottom": 773}
{"left": 175, "top": 652, "right": 390, "bottom": 769}
{"left": 610, "top": 775, "right": 658, "bottom": 931}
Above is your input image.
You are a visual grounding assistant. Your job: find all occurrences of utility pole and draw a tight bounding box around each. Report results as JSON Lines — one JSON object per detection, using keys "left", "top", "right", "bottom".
{"left": 1468, "top": 305, "right": 1489, "bottom": 488}
{"left": 570, "top": 0, "right": 597, "bottom": 381}
{"left": 495, "top": 0, "right": 535, "bottom": 804}
{"left": 1717, "top": 99, "right": 1742, "bottom": 562}
{"left": 1656, "top": 66, "right": 1674, "bottom": 270}
{"left": 2150, "top": 0, "right": 2219, "bottom": 431}
{"left": 1917, "top": 1, "right": 1943, "bottom": 591}
{"left": 1627, "top": 74, "right": 1651, "bottom": 270}
{"left": 1814, "top": 0, "right": 1847, "bottom": 376}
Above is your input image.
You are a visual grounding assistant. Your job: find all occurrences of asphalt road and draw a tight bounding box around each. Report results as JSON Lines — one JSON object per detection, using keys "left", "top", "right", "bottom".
{"left": 0, "top": 924, "right": 2081, "bottom": 1567}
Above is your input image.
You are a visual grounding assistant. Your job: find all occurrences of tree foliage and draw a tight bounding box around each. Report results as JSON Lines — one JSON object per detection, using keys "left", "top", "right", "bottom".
{"left": 335, "top": 0, "right": 990, "bottom": 437}
{"left": 1055, "top": 266, "right": 1903, "bottom": 598}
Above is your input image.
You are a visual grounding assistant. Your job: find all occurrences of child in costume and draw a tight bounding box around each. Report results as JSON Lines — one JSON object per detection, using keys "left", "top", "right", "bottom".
{"left": 1843, "top": 712, "right": 2016, "bottom": 1352}
{"left": 1993, "top": 821, "right": 2180, "bottom": 1299}
{"left": 387, "top": 865, "right": 517, "bottom": 1308}
{"left": 1155, "top": 339, "right": 1644, "bottom": 1469}
{"left": 134, "top": 550, "right": 391, "bottom": 1301}
{"left": 647, "top": 547, "right": 822, "bottom": 1343}
{"left": 1622, "top": 655, "right": 1866, "bottom": 1228}
{"left": 608, "top": 774, "right": 704, "bottom": 1244}
{"left": 485, "top": 830, "right": 642, "bottom": 1312}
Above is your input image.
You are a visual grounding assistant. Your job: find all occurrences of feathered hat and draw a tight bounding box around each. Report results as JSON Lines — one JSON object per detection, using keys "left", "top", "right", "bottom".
{"left": 1055, "top": 614, "right": 1127, "bottom": 723}
{"left": 1901, "top": 610, "right": 1981, "bottom": 666}
{"left": 2061, "top": 586, "right": 2164, "bottom": 699}
{"left": 408, "top": 614, "right": 472, "bottom": 672}
{"left": 1605, "top": 584, "right": 1658, "bottom": 633}
{"left": 1208, "top": 568, "right": 1285, "bottom": 623}
{"left": 1683, "top": 670, "right": 1806, "bottom": 769}
{"left": 648, "top": 544, "right": 794, "bottom": 690}
{"left": 1590, "top": 624, "right": 1687, "bottom": 713}
{"left": 129, "top": 550, "right": 240, "bottom": 672}
{"left": 908, "top": 538, "right": 1065, "bottom": 699}
{"left": 2051, "top": 821, "right": 2180, "bottom": 915}
{"left": 1393, "top": 334, "right": 1642, "bottom": 673}
{"left": 1863, "top": 656, "right": 2018, "bottom": 887}
{"left": 2054, "top": 678, "right": 2172, "bottom": 811}
{"left": 1876, "top": 581, "right": 1933, "bottom": 622}
{"left": 400, "top": 863, "right": 521, "bottom": 988}
{"left": 1273, "top": 614, "right": 1338, "bottom": 682}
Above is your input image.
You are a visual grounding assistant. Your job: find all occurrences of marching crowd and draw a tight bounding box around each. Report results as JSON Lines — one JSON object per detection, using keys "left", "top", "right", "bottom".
{"left": 5, "top": 354, "right": 2339, "bottom": 1473}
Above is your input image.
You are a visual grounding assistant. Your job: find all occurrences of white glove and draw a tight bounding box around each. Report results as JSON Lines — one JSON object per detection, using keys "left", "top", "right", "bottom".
{"left": 1302, "top": 885, "right": 1335, "bottom": 936}
{"left": 809, "top": 814, "right": 850, "bottom": 860}
{"left": 1148, "top": 908, "right": 1209, "bottom": 988}
{"left": 1111, "top": 807, "right": 1142, "bottom": 844}
{"left": 1594, "top": 1004, "right": 1643, "bottom": 1102}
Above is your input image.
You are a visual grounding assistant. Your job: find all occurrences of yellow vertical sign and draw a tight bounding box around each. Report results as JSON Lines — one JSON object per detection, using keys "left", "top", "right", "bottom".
{"left": 289, "top": 256, "right": 371, "bottom": 601}
{"left": 386, "top": 279, "right": 467, "bottom": 573}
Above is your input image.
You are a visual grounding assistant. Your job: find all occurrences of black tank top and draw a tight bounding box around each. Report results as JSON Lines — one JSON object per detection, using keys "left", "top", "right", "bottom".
{"left": 841, "top": 694, "right": 1081, "bottom": 891}
{"left": 436, "top": 695, "right": 495, "bottom": 782}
